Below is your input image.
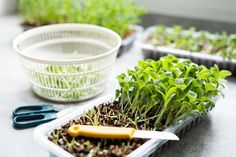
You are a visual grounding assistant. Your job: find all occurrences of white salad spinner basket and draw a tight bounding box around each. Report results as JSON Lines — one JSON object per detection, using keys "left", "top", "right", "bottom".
{"left": 13, "top": 24, "right": 122, "bottom": 102}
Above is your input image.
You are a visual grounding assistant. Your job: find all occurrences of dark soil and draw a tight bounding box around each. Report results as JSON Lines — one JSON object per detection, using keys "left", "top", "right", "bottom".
{"left": 48, "top": 101, "right": 154, "bottom": 157}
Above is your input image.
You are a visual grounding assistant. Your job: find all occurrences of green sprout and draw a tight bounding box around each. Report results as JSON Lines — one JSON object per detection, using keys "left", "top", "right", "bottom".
{"left": 148, "top": 25, "right": 236, "bottom": 59}
{"left": 116, "top": 54, "right": 231, "bottom": 128}
{"left": 30, "top": 65, "right": 102, "bottom": 100}
{"left": 19, "top": 0, "right": 145, "bottom": 38}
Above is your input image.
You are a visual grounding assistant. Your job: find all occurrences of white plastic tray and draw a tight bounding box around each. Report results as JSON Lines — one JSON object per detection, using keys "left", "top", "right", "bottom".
{"left": 34, "top": 94, "right": 211, "bottom": 157}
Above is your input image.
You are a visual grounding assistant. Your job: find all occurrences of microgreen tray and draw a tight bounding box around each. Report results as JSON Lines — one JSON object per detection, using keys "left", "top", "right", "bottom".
{"left": 118, "top": 25, "right": 143, "bottom": 57}
{"left": 140, "top": 26, "right": 236, "bottom": 76}
{"left": 34, "top": 94, "right": 216, "bottom": 157}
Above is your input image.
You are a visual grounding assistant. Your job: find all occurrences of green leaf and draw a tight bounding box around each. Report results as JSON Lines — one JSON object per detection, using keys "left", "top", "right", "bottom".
{"left": 196, "top": 103, "right": 206, "bottom": 113}
{"left": 219, "top": 70, "right": 232, "bottom": 79}
{"left": 187, "top": 91, "right": 197, "bottom": 102}
{"left": 175, "top": 78, "right": 184, "bottom": 85}
{"left": 205, "top": 83, "right": 216, "bottom": 91}
{"left": 196, "top": 69, "right": 210, "bottom": 79}
{"left": 137, "top": 79, "right": 145, "bottom": 89}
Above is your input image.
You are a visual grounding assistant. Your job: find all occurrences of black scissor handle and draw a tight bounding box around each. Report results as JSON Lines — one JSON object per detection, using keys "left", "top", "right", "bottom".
{"left": 13, "top": 113, "right": 57, "bottom": 128}
{"left": 12, "top": 104, "right": 55, "bottom": 117}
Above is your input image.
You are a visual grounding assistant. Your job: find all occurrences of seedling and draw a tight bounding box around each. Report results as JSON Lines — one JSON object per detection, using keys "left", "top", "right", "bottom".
{"left": 147, "top": 25, "right": 236, "bottom": 59}
{"left": 116, "top": 55, "right": 231, "bottom": 128}
{"left": 19, "top": 0, "right": 145, "bottom": 38}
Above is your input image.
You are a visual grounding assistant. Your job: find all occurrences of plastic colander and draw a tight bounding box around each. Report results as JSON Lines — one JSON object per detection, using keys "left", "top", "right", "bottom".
{"left": 13, "top": 24, "right": 122, "bottom": 102}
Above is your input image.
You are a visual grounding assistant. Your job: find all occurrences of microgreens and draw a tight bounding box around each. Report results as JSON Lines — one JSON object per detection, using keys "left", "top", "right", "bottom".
{"left": 19, "top": 0, "right": 145, "bottom": 38}
{"left": 116, "top": 54, "right": 231, "bottom": 129}
{"left": 148, "top": 25, "right": 236, "bottom": 59}
{"left": 32, "top": 65, "right": 102, "bottom": 100}
{"left": 49, "top": 55, "right": 231, "bottom": 156}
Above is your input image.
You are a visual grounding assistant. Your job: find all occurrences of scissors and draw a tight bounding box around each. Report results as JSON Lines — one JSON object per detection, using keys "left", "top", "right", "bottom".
{"left": 12, "top": 104, "right": 59, "bottom": 129}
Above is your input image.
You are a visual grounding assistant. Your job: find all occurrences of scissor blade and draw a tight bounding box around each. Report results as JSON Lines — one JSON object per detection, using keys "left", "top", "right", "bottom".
{"left": 133, "top": 130, "right": 179, "bottom": 141}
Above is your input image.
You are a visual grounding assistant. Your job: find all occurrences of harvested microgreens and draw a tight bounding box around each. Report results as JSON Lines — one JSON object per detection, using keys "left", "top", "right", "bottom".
{"left": 19, "top": 0, "right": 145, "bottom": 38}
{"left": 31, "top": 65, "right": 102, "bottom": 100}
{"left": 146, "top": 25, "right": 236, "bottom": 59}
{"left": 49, "top": 55, "right": 231, "bottom": 156}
